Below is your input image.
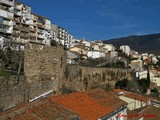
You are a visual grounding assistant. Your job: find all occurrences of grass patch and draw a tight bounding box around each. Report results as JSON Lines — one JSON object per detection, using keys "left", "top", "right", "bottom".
{"left": 0, "top": 70, "right": 14, "bottom": 78}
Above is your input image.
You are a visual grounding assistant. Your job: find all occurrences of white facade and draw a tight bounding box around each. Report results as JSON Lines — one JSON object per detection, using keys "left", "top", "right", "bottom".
{"left": 82, "top": 40, "right": 91, "bottom": 47}
{"left": 101, "top": 44, "right": 115, "bottom": 53}
{"left": 92, "top": 45, "right": 100, "bottom": 51}
{"left": 87, "top": 51, "right": 101, "bottom": 59}
{"left": 152, "top": 56, "right": 158, "bottom": 64}
{"left": 136, "top": 70, "right": 154, "bottom": 80}
{"left": 120, "top": 45, "right": 131, "bottom": 56}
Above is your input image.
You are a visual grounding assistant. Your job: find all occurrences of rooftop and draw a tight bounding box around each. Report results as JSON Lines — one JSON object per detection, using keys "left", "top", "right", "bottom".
{"left": 50, "top": 91, "right": 113, "bottom": 120}
{"left": 114, "top": 89, "right": 150, "bottom": 102}
{"left": 0, "top": 98, "right": 79, "bottom": 120}
{"left": 85, "top": 88, "right": 127, "bottom": 110}
{"left": 128, "top": 105, "right": 160, "bottom": 120}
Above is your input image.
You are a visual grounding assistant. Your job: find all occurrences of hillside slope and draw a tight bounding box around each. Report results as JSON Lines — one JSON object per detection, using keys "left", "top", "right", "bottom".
{"left": 104, "top": 33, "right": 160, "bottom": 54}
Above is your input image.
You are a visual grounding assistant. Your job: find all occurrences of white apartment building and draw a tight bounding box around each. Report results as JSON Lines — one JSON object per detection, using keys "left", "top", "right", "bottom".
{"left": 120, "top": 45, "right": 131, "bottom": 56}
{"left": 87, "top": 51, "right": 101, "bottom": 59}
{"left": 0, "top": 0, "right": 15, "bottom": 48}
{"left": 1, "top": 0, "right": 74, "bottom": 48}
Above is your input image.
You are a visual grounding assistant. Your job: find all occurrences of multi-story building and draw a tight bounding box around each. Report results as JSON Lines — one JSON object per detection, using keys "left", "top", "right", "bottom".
{"left": 13, "top": 1, "right": 31, "bottom": 43}
{"left": 51, "top": 23, "right": 58, "bottom": 43}
{"left": 36, "top": 14, "right": 52, "bottom": 45}
{"left": 0, "top": 0, "right": 15, "bottom": 49}
{"left": 120, "top": 45, "right": 131, "bottom": 56}
{"left": 57, "top": 26, "right": 67, "bottom": 46}
{"left": 0, "top": 0, "right": 73, "bottom": 49}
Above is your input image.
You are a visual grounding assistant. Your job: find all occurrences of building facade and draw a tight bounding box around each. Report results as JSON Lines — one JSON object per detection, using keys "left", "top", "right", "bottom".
{"left": 0, "top": 0, "right": 74, "bottom": 49}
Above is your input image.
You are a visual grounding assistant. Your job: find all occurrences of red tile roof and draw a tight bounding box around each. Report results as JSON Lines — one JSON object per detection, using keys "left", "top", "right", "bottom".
{"left": 50, "top": 92, "right": 113, "bottom": 120}
{"left": 1, "top": 88, "right": 127, "bottom": 120}
{"left": 128, "top": 105, "right": 160, "bottom": 120}
{"left": 85, "top": 88, "right": 127, "bottom": 110}
{"left": 0, "top": 98, "right": 78, "bottom": 120}
{"left": 114, "top": 89, "right": 150, "bottom": 102}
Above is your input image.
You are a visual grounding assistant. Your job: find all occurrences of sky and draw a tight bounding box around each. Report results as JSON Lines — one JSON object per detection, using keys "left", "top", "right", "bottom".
{"left": 19, "top": 0, "right": 160, "bottom": 40}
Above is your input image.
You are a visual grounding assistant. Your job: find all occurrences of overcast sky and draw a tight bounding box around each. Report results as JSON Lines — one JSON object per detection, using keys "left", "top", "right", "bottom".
{"left": 20, "top": 0, "right": 160, "bottom": 40}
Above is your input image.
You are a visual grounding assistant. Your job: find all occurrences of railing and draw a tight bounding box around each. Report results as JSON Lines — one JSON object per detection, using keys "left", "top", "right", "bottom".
{"left": 15, "top": 5, "right": 21, "bottom": 10}
{"left": 3, "top": 20, "right": 10, "bottom": 26}
{"left": 13, "top": 30, "right": 20, "bottom": 35}
{"left": 14, "top": 24, "right": 21, "bottom": 29}
{"left": 15, "top": 11, "right": 22, "bottom": 16}
{"left": 0, "top": 0, "right": 14, "bottom": 6}
{"left": 14, "top": 18, "right": 21, "bottom": 23}
{"left": 30, "top": 33, "right": 37, "bottom": 37}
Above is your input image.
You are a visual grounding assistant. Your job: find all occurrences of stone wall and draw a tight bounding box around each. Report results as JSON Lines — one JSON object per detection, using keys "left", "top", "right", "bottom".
{"left": 0, "top": 43, "right": 66, "bottom": 111}
{"left": 63, "top": 65, "right": 132, "bottom": 91}
{"left": 0, "top": 76, "right": 27, "bottom": 111}
{"left": 0, "top": 43, "right": 134, "bottom": 112}
{"left": 24, "top": 43, "right": 66, "bottom": 101}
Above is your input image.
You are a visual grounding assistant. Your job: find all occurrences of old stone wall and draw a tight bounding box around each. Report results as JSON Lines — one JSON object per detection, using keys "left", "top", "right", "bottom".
{"left": 0, "top": 43, "right": 66, "bottom": 111}
{"left": 24, "top": 43, "right": 66, "bottom": 101}
{"left": 0, "top": 76, "right": 27, "bottom": 111}
{"left": 63, "top": 65, "right": 132, "bottom": 91}
{"left": 0, "top": 43, "right": 134, "bottom": 112}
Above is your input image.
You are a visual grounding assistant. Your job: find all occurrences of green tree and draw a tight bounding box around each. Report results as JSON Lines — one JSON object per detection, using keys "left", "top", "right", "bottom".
{"left": 137, "top": 78, "right": 148, "bottom": 94}
{"left": 151, "top": 88, "right": 159, "bottom": 98}
{"left": 115, "top": 79, "right": 128, "bottom": 89}
{"left": 126, "top": 80, "right": 139, "bottom": 92}
{"left": 146, "top": 69, "right": 150, "bottom": 88}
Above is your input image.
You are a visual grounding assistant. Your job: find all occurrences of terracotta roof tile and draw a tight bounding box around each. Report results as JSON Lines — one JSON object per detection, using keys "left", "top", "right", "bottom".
{"left": 114, "top": 89, "right": 150, "bottom": 102}
{"left": 50, "top": 92, "right": 113, "bottom": 120}
{"left": 128, "top": 105, "right": 160, "bottom": 120}
{"left": 85, "top": 88, "right": 127, "bottom": 110}
{"left": 0, "top": 99, "right": 79, "bottom": 120}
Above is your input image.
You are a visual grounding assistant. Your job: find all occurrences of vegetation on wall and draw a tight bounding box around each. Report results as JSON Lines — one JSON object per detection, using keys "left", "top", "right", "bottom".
{"left": 0, "top": 47, "right": 24, "bottom": 77}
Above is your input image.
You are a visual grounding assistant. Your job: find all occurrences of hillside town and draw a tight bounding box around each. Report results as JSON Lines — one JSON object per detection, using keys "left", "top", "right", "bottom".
{"left": 1, "top": 0, "right": 160, "bottom": 120}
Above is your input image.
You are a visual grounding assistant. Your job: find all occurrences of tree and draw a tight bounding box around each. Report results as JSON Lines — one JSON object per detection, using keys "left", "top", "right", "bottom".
{"left": 115, "top": 79, "right": 128, "bottom": 89}
{"left": 137, "top": 78, "right": 148, "bottom": 94}
{"left": 151, "top": 88, "right": 159, "bottom": 98}
{"left": 146, "top": 69, "right": 151, "bottom": 88}
{"left": 126, "top": 80, "right": 139, "bottom": 92}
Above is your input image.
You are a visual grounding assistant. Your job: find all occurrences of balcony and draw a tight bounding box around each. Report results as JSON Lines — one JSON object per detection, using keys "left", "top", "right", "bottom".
{"left": 21, "top": 20, "right": 30, "bottom": 25}
{"left": 37, "top": 23, "right": 45, "bottom": 29}
{"left": 14, "top": 18, "right": 21, "bottom": 23}
{"left": 21, "top": 33, "right": 29, "bottom": 39}
{"left": 13, "top": 24, "right": 21, "bottom": 29}
{"left": 0, "top": 9, "right": 14, "bottom": 19}
{"left": 30, "top": 33, "right": 37, "bottom": 37}
{"left": 0, "top": 25, "right": 13, "bottom": 34}
{"left": 13, "top": 30, "right": 20, "bottom": 36}
{"left": 21, "top": 26, "right": 29, "bottom": 32}
{"left": 30, "top": 26, "right": 34, "bottom": 31}
{"left": 30, "top": 36, "right": 37, "bottom": 42}
{"left": 14, "top": 11, "right": 22, "bottom": 16}
{"left": 0, "top": 0, "right": 14, "bottom": 6}
{"left": 33, "top": 15, "right": 38, "bottom": 21}
{"left": 37, "top": 34, "right": 45, "bottom": 39}
{"left": 15, "top": 4, "right": 22, "bottom": 10}
{"left": 3, "top": 20, "right": 13, "bottom": 26}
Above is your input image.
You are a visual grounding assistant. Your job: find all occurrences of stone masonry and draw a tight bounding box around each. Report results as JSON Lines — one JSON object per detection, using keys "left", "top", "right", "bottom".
{"left": 24, "top": 43, "right": 66, "bottom": 101}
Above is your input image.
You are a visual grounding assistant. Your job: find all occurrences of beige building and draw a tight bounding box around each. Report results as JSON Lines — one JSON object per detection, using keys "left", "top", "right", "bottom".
{"left": 70, "top": 46, "right": 87, "bottom": 55}
{"left": 114, "top": 89, "right": 150, "bottom": 110}
{"left": 130, "top": 59, "right": 143, "bottom": 71}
